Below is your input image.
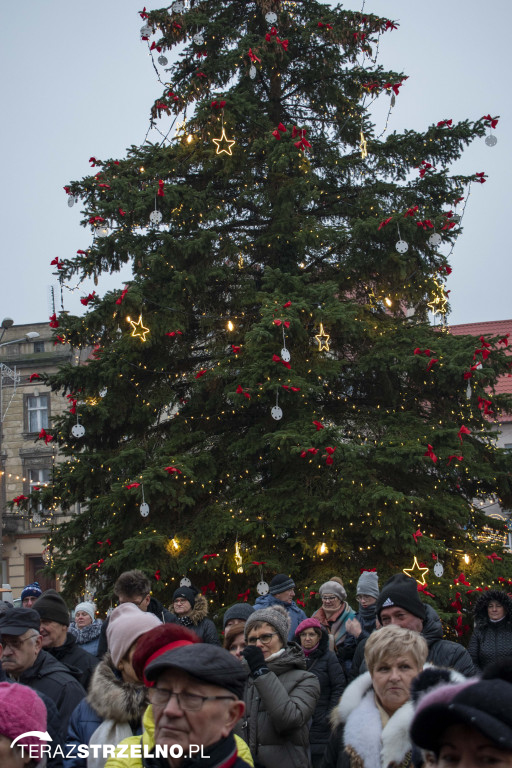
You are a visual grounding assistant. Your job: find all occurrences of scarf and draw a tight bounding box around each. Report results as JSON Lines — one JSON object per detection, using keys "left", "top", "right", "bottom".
{"left": 314, "top": 602, "right": 355, "bottom": 647}
{"left": 303, "top": 642, "right": 320, "bottom": 657}
{"left": 68, "top": 619, "right": 102, "bottom": 645}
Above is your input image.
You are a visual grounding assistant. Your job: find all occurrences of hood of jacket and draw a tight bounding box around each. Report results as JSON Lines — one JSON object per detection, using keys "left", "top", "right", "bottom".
{"left": 87, "top": 653, "right": 148, "bottom": 723}
{"left": 421, "top": 603, "right": 443, "bottom": 646}
{"left": 473, "top": 589, "right": 512, "bottom": 628}
{"left": 172, "top": 592, "right": 209, "bottom": 626}
{"left": 254, "top": 593, "right": 304, "bottom": 615}
{"left": 331, "top": 671, "right": 414, "bottom": 768}
{"left": 267, "top": 642, "right": 307, "bottom": 674}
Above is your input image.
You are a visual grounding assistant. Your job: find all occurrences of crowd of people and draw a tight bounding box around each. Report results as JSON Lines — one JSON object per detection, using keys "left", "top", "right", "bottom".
{"left": 1, "top": 568, "right": 512, "bottom": 768}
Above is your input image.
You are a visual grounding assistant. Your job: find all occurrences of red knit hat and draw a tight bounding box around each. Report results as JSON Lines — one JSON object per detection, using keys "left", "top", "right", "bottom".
{"left": 132, "top": 623, "right": 201, "bottom": 684}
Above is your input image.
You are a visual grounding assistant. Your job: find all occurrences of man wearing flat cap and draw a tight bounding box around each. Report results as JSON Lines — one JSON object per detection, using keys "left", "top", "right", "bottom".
{"left": 106, "top": 640, "right": 251, "bottom": 767}
{"left": 0, "top": 607, "right": 85, "bottom": 731}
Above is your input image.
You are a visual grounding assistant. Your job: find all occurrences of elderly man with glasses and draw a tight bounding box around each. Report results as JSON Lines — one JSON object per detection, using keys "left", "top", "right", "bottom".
{"left": 0, "top": 607, "right": 85, "bottom": 731}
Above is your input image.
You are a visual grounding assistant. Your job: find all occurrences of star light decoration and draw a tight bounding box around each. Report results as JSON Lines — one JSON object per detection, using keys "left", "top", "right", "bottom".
{"left": 212, "top": 127, "right": 235, "bottom": 156}
{"left": 315, "top": 323, "right": 330, "bottom": 351}
{"left": 403, "top": 556, "right": 429, "bottom": 585}
{"left": 427, "top": 278, "right": 448, "bottom": 316}
{"left": 127, "top": 314, "right": 150, "bottom": 342}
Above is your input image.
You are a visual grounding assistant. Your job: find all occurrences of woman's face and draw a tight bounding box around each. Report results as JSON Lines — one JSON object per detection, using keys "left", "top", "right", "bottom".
{"left": 438, "top": 723, "right": 512, "bottom": 768}
{"left": 246, "top": 621, "right": 284, "bottom": 659}
{"left": 75, "top": 610, "right": 93, "bottom": 628}
{"left": 118, "top": 641, "right": 140, "bottom": 684}
{"left": 300, "top": 629, "right": 320, "bottom": 650}
{"left": 173, "top": 598, "right": 192, "bottom": 616}
{"left": 227, "top": 632, "right": 246, "bottom": 660}
{"left": 321, "top": 594, "right": 343, "bottom": 614}
{"left": 371, "top": 653, "right": 421, "bottom": 715}
{"left": 357, "top": 594, "right": 377, "bottom": 607}
{"left": 488, "top": 600, "right": 505, "bottom": 621}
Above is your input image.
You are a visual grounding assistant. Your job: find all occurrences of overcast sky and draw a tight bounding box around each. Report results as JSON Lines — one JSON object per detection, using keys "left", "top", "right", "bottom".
{"left": 1, "top": 1, "right": 510, "bottom": 328}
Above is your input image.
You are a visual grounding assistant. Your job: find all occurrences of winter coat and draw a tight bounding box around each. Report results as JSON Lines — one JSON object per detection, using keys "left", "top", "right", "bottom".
{"left": 16, "top": 649, "right": 86, "bottom": 731}
{"left": 254, "top": 593, "right": 308, "bottom": 640}
{"left": 240, "top": 643, "right": 321, "bottom": 768}
{"left": 65, "top": 653, "right": 148, "bottom": 768}
{"left": 167, "top": 592, "right": 220, "bottom": 644}
{"left": 304, "top": 631, "right": 346, "bottom": 757}
{"left": 97, "top": 596, "right": 174, "bottom": 657}
{"left": 312, "top": 604, "right": 357, "bottom": 670}
{"left": 48, "top": 631, "right": 99, "bottom": 690}
{"left": 104, "top": 700, "right": 254, "bottom": 768}
{"left": 69, "top": 618, "right": 103, "bottom": 655}
{"left": 468, "top": 589, "right": 512, "bottom": 671}
{"left": 348, "top": 605, "right": 476, "bottom": 680}
{"left": 322, "top": 671, "right": 415, "bottom": 768}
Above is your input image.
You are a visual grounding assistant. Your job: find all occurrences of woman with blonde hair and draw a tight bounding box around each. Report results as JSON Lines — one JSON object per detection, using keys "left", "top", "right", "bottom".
{"left": 323, "top": 624, "right": 428, "bottom": 768}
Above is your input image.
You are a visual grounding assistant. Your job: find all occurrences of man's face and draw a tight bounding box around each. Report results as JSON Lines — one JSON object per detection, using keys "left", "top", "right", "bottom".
{"left": 39, "top": 619, "right": 68, "bottom": 649}
{"left": 0, "top": 630, "right": 42, "bottom": 676}
{"left": 22, "top": 596, "right": 37, "bottom": 608}
{"left": 379, "top": 605, "right": 423, "bottom": 633}
{"left": 151, "top": 668, "right": 244, "bottom": 759}
{"left": 274, "top": 588, "right": 295, "bottom": 604}
{"left": 117, "top": 592, "right": 150, "bottom": 612}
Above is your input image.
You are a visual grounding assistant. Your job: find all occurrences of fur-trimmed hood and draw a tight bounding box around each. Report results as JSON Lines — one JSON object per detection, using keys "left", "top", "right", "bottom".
{"left": 473, "top": 589, "right": 512, "bottom": 628}
{"left": 186, "top": 592, "right": 209, "bottom": 625}
{"left": 87, "top": 653, "right": 148, "bottom": 723}
{"left": 330, "top": 671, "right": 414, "bottom": 768}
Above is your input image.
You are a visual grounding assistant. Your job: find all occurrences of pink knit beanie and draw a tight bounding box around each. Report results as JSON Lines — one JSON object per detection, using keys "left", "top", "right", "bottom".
{"left": 0, "top": 681, "right": 47, "bottom": 760}
{"left": 107, "top": 602, "right": 162, "bottom": 667}
{"left": 295, "top": 617, "right": 324, "bottom": 638}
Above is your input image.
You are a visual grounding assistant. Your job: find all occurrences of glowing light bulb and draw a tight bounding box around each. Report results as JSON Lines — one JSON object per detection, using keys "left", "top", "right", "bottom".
{"left": 227, "top": 320, "right": 234, "bottom": 331}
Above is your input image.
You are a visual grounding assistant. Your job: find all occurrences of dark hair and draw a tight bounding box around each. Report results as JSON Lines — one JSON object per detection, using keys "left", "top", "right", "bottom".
{"left": 114, "top": 570, "right": 151, "bottom": 599}
{"left": 223, "top": 622, "right": 245, "bottom": 651}
{"left": 132, "top": 623, "right": 200, "bottom": 681}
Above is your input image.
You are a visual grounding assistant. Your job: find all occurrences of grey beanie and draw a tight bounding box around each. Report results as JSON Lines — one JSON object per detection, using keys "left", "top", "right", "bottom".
{"left": 269, "top": 574, "right": 295, "bottom": 595}
{"left": 356, "top": 571, "right": 379, "bottom": 598}
{"left": 319, "top": 580, "right": 347, "bottom": 602}
{"left": 244, "top": 605, "right": 291, "bottom": 648}
{"left": 223, "top": 602, "right": 255, "bottom": 629}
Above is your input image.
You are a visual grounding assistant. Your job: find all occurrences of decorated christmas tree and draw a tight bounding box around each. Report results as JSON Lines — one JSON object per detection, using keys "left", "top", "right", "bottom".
{"left": 28, "top": 0, "right": 512, "bottom": 632}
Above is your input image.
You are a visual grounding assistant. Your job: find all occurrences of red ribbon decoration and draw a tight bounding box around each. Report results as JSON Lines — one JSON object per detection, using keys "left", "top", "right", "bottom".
{"left": 166, "top": 331, "right": 183, "bottom": 337}
{"left": 88, "top": 216, "right": 105, "bottom": 224}
{"left": 273, "top": 319, "right": 290, "bottom": 328}
{"left": 238, "top": 589, "right": 250, "bottom": 602}
{"left": 424, "top": 444, "right": 437, "bottom": 464}
{"left": 125, "top": 482, "right": 141, "bottom": 489}
{"left": 313, "top": 421, "right": 324, "bottom": 430}
{"left": 115, "top": 287, "right": 129, "bottom": 305}
{"left": 29, "top": 373, "right": 41, "bottom": 382}
{"left": 211, "top": 100, "right": 226, "bottom": 110}
{"left": 158, "top": 179, "right": 165, "bottom": 197}
{"left": 80, "top": 291, "right": 96, "bottom": 306}
{"left": 417, "top": 219, "right": 434, "bottom": 229}
{"left": 250, "top": 561, "right": 266, "bottom": 566}
{"left": 13, "top": 495, "right": 28, "bottom": 505}
{"left": 385, "top": 20, "right": 398, "bottom": 30}
{"left": 68, "top": 399, "right": 77, "bottom": 415}
{"left": 486, "top": 553, "right": 503, "bottom": 563}
{"left": 454, "top": 573, "right": 471, "bottom": 586}
{"left": 463, "top": 364, "right": 479, "bottom": 380}
{"left": 150, "top": 41, "right": 162, "bottom": 52}
{"left": 404, "top": 206, "right": 418, "bottom": 218}
{"left": 49, "top": 313, "right": 59, "bottom": 329}
{"left": 195, "top": 369, "right": 207, "bottom": 379}
{"left": 164, "top": 466, "right": 182, "bottom": 475}
{"left": 201, "top": 583, "right": 215, "bottom": 597}
{"left": 413, "top": 529, "right": 423, "bottom": 543}
{"left": 300, "top": 448, "right": 319, "bottom": 457}
{"left": 360, "top": 568, "right": 377, "bottom": 573}
{"left": 231, "top": 345, "right": 241, "bottom": 354}
{"left": 248, "top": 48, "right": 261, "bottom": 63}
{"left": 417, "top": 583, "right": 435, "bottom": 598}
{"left": 426, "top": 358, "right": 439, "bottom": 372}
{"left": 482, "top": 114, "right": 499, "bottom": 129}
{"left": 202, "top": 553, "right": 219, "bottom": 561}
{"left": 478, "top": 396, "right": 494, "bottom": 416}
{"left": 378, "top": 217, "right": 392, "bottom": 230}
{"left": 458, "top": 425, "right": 471, "bottom": 443}
{"left": 272, "top": 354, "right": 291, "bottom": 370}
{"left": 154, "top": 569, "right": 161, "bottom": 581}
{"left": 414, "top": 348, "right": 432, "bottom": 357}
{"left": 50, "top": 257, "right": 62, "bottom": 270}
{"left": 281, "top": 385, "right": 300, "bottom": 392}
{"left": 447, "top": 454, "right": 463, "bottom": 465}
{"left": 325, "top": 446, "right": 336, "bottom": 465}
{"left": 318, "top": 21, "right": 333, "bottom": 30}
{"left": 236, "top": 385, "right": 251, "bottom": 400}
{"left": 437, "top": 119, "right": 453, "bottom": 128}
{"left": 63, "top": 186, "right": 71, "bottom": 194}
{"left": 498, "top": 334, "right": 509, "bottom": 346}
{"left": 283, "top": 301, "right": 292, "bottom": 308}
{"left": 475, "top": 172, "right": 486, "bottom": 184}
{"left": 139, "top": 6, "right": 148, "bottom": 19}
{"left": 89, "top": 157, "right": 99, "bottom": 167}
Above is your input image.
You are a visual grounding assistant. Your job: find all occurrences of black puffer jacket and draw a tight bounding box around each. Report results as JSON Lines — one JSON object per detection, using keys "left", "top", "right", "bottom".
{"left": 167, "top": 593, "right": 220, "bottom": 644}
{"left": 468, "top": 589, "right": 512, "bottom": 672}
{"left": 304, "top": 630, "right": 346, "bottom": 758}
{"left": 48, "top": 631, "right": 99, "bottom": 690}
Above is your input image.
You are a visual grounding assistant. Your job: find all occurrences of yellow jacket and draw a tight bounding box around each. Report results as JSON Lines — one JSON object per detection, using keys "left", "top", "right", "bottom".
{"left": 104, "top": 703, "right": 253, "bottom": 767}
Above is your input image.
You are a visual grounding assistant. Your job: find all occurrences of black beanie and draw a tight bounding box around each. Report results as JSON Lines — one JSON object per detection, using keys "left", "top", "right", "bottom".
{"left": 269, "top": 574, "right": 295, "bottom": 595}
{"left": 376, "top": 574, "right": 426, "bottom": 621}
{"left": 223, "top": 602, "right": 255, "bottom": 628}
{"left": 172, "top": 587, "right": 196, "bottom": 608}
{"left": 33, "top": 589, "right": 70, "bottom": 626}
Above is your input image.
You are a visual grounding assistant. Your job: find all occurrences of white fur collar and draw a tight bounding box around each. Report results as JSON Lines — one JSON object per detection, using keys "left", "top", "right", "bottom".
{"left": 333, "top": 671, "right": 414, "bottom": 768}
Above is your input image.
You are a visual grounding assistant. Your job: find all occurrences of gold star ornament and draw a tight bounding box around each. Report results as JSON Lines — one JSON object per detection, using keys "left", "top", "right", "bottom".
{"left": 127, "top": 314, "right": 150, "bottom": 342}
{"left": 403, "top": 556, "right": 429, "bottom": 585}
{"left": 427, "top": 278, "right": 448, "bottom": 316}
{"left": 315, "top": 323, "right": 330, "bottom": 352}
{"left": 212, "top": 127, "right": 235, "bottom": 156}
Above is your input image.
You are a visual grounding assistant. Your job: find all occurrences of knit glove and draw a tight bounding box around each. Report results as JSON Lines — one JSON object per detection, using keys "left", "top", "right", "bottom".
{"left": 242, "top": 645, "right": 268, "bottom": 676}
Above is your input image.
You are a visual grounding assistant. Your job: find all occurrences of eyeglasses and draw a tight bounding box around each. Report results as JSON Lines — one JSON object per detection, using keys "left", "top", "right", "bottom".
{"left": 321, "top": 595, "right": 339, "bottom": 603}
{"left": 173, "top": 598, "right": 189, "bottom": 605}
{"left": 148, "top": 688, "right": 236, "bottom": 710}
{"left": 246, "top": 632, "right": 278, "bottom": 645}
{"left": 117, "top": 594, "right": 148, "bottom": 608}
{"left": 357, "top": 595, "right": 374, "bottom": 603}
{"left": 1, "top": 634, "right": 38, "bottom": 651}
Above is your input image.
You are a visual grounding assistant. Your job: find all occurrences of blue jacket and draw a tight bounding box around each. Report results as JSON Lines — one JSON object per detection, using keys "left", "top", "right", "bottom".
{"left": 253, "top": 593, "right": 308, "bottom": 640}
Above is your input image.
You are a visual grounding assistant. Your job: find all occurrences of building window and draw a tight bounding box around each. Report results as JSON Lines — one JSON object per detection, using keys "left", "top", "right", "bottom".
{"left": 25, "top": 556, "right": 56, "bottom": 592}
{"left": 26, "top": 395, "right": 49, "bottom": 433}
{"left": 29, "top": 468, "right": 51, "bottom": 493}
{"left": 33, "top": 340, "right": 45, "bottom": 353}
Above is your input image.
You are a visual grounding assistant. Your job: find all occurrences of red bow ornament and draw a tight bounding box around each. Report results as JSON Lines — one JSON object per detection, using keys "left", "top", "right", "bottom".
{"left": 154, "top": 569, "right": 161, "bottom": 581}
{"left": 248, "top": 48, "right": 261, "bottom": 63}
{"left": 424, "top": 445, "right": 437, "bottom": 463}
{"left": 125, "top": 482, "right": 141, "bottom": 489}
{"left": 486, "top": 553, "right": 503, "bottom": 563}
{"left": 447, "top": 454, "right": 463, "bottom": 465}
{"left": 475, "top": 172, "right": 486, "bottom": 184}
{"left": 29, "top": 373, "right": 41, "bottom": 382}
{"left": 164, "top": 466, "right": 182, "bottom": 475}
{"left": 236, "top": 385, "right": 251, "bottom": 400}
{"left": 80, "top": 291, "right": 96, "bottom": 306}
{"left": 272, "top": 354, "right": 291, "bottom": 370}
{"left": 38, "top": 428, "right": 54, "bottom": 445}
{"left": 13, "top": 495, "right": 28, "bottom": 505}
{"left": 49, "top": 313, "right": 59, "bottom": 329}
{"left": 202, "top": 553, "right": 219, "bottom": 562}
{"left": 157, "top": 179, "right": 165, "bottom": 197}
{"left": 238, "top": 589, "right": 250, "bottom": 602}
{"left": 50, "top": 257, "right": 62, "bottom": 270}
{"left": 458, "top": 425, "right": 471, "bottom": 443}
{"left": 324, "top": 446, "right": 336, "bottom": 465}
{"left": 482, "top": 114, "right": 499, "bottom": 130}
{"left": 437, "top": 119, "right": 453, "bottom": 128}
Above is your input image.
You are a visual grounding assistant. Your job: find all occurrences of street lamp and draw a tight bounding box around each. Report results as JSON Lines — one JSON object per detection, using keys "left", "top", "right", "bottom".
{"left": 0, "top": 331, "right": 40, "bottom": 349}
